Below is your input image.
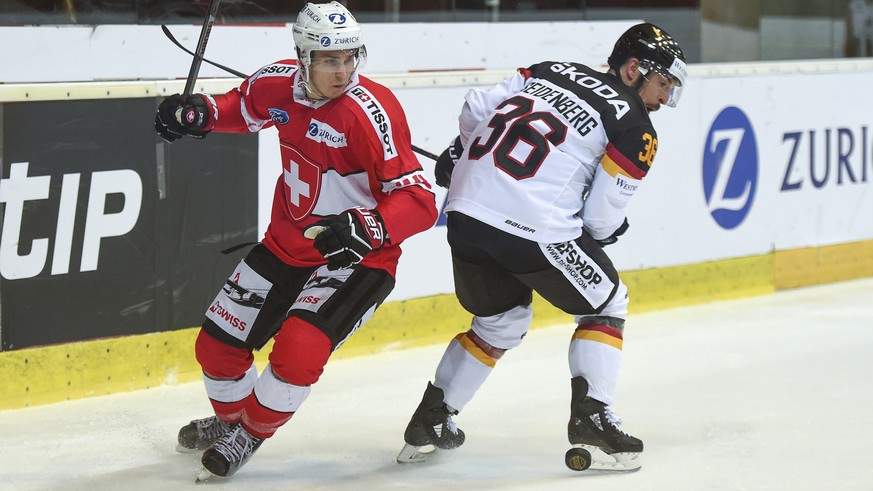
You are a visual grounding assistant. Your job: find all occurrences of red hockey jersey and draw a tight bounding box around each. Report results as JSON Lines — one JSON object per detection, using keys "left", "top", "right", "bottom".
{"left": 204, "top": 60, "right": 437, "bottom": 277}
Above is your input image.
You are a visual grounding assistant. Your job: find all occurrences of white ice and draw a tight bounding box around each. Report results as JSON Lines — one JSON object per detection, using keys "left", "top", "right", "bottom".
{"left": 2, "top": 278, "right": 872, "bottom": 491}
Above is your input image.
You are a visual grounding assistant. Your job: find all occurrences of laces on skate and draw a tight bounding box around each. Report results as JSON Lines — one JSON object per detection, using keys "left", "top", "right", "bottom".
{"left": 603, "top": 407, "right": 628, "bottom": 434}
{"left": 177, "top": 416, "right": 231, "bottom": 453}
{"left": 566, "top": 397, "right": 643, "bottom": 472}
{"left": 196, "top": 423, "right": 264, "bottom": 482}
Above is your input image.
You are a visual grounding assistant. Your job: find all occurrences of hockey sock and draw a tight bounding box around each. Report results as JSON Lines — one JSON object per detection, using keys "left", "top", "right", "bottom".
{"left": 568, "top": 322, "right": 623, "bottom": 406}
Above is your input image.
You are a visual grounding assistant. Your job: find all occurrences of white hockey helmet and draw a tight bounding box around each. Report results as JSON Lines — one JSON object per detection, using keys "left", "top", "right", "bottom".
{"left": 292, "top": 2, "right": 366, "bottom": 70}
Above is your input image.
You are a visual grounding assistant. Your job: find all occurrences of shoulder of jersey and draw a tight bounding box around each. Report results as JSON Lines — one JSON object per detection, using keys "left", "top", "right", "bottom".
{"left": 340, "top": 77, "right": 401, "bottom": 115}
{"left": 346, "top": 76, "right": 395, "bottom": 101}
{"left": 249, "top": 59, "right": 299, "bottom": 82}
{"left": 525, "top": 61, "right": 652, "bottom": 132}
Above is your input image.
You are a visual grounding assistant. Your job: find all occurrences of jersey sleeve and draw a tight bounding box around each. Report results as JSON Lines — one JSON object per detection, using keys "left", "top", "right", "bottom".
{"left": 347, "top": 84, "right": 438, "bottom": 245}
{"left": 209, "top": 61, "right": 297, "bottom": 134}
{"left": 582, "top": 125, "right": 658, "bottom": 240}
{"left": 205, "top": 89, "right": 252, "bottom": 134}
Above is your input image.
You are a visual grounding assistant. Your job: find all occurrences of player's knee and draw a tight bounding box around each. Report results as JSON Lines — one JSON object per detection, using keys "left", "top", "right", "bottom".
{"left": 599, "top": 281, "right": 628, "bottom": 319}
{"left": 464, "top": 329, "right": 507, "bottom": 359}
{"left": 194, "top": 328, "right": 254, "bottom": 378}
{"left": 469, "top": 304, "right": 531, "bottom": 352}
{"left": 269, "top": 317, "right": 332, "bottom": 386}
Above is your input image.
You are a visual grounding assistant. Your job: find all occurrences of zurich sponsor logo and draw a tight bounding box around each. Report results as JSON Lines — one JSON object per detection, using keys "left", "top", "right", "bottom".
{"left": 306, "top": 119, "right": 347, "bottom": 148}
{"left": 268, "top": 108, "right": 290, "bottom": 125}
{"left": 702, "top": 106, "right": 758, "bottom": 230}
{"left": 320, "top": 36, "right": 331, "bottom": 47}
{"left": 328, "top": 13, "right": 346, "bottom": 25}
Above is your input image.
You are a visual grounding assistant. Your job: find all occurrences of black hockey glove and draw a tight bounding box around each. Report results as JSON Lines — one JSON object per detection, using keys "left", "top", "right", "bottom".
{"left": 434, "top": 135, "right": 463, "bottom": 188}
{"left": 154, "top": 93, "right": 212, "bottom": 142}
{"left": 308, "top": 207, "right": 386, "bottom": 270}
{"left": 596, "top": 218, "right": 629, "bottom": 247}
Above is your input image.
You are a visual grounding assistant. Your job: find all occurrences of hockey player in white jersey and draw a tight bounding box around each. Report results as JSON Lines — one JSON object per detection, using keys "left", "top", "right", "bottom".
{"left": 397, "top": 23, "right": 687, "bottom": 472}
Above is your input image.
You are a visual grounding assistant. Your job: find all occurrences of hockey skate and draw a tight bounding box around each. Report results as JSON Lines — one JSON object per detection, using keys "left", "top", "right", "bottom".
{"left": 565, "top": 377, "right": 643, "bottom": 472}
{"left": 195, "top": 423, "right": 264, "bottom": 482}
{"left": 176, "top": 415, "right": 231, "bottom": 453}
{"left": 396, "top": 382, "right": 465, "bottom": 464}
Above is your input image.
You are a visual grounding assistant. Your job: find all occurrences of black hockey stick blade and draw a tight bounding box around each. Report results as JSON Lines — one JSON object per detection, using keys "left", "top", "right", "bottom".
{"left": 182, "top": 0, "right": 222, "bottom": 97}
{"left": 161, "top": 24, "right": 247, "bottom": 79}
{"left": 412, "top": 145, "right": 439, "bottom": 161}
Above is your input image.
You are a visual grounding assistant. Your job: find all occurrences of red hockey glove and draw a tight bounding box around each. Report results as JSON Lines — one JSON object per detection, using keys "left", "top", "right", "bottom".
{"left": 309, "top": 207, "right": 386, "bottom": 270}
{"left": 155, "top": 93, "right": 212, "bottom": 142}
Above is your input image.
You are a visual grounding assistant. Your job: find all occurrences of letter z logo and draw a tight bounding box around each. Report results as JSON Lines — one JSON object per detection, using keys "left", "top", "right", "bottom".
{"left": 702, "top": 106, "right": 759, "bottom": 230}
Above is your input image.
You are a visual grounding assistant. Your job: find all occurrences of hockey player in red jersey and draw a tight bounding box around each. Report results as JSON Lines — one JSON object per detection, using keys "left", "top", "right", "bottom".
{"left": 397, "top": 23, "right": 686, "bottom": 472}
{"left": 154, "top": 1, "right": 437, "bottom": 481}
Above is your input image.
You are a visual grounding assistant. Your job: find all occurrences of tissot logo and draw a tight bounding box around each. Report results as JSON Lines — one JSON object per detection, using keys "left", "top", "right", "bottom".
{"left": 702, "top": 106, "right": 759, "bottom": 230}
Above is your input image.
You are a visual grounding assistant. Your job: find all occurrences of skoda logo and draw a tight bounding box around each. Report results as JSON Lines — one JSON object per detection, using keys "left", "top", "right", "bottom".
{"left": 320, "top": 36, "right": 331, "bottom": 47}
{"left": 328, "top": 13, "right": 346, "bottom": 24}
{"left": 702, "top": 106, "right": 758, "bottom": 230}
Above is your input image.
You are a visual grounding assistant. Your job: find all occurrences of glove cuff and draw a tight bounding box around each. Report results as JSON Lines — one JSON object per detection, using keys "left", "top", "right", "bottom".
{"left": 348, "top": 207, "right": 386, "bottom": 250}
{"left": 435, "top": 134, "right": 463, "bottom": 189}
{"left": 181, "top": 94, "right": 216, "bottom": 134}
{"left": 448, "top": 135, "right": 463, "bottom": 161}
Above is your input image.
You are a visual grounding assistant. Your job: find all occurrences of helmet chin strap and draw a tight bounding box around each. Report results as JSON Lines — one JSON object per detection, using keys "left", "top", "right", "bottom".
{"left": 299, "top": 63, "right": 356, "bottom": 101}
{"left": 297, "top": 54, "right": 330, "bottom": 101}
{"left": 614, "top": 60, "right": 645, "bottom": 91}
{"left": 302, "top": 71, "right": 327, "bottom": 100}
{"left": 632, "top": 66, "right": 647, "bottom": 91}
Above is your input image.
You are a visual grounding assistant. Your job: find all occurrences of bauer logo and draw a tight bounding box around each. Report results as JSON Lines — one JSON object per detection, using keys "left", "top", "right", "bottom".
{"left": 702, "top": 106, "right": 759, "bottom": 230}
{"left": 268, "top": 108, "right": 290, "bottom": 125}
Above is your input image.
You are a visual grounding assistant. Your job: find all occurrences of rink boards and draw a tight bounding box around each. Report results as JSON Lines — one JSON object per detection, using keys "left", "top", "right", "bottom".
{"left": 2, "top": 32, "right": 873, "bottom": 408}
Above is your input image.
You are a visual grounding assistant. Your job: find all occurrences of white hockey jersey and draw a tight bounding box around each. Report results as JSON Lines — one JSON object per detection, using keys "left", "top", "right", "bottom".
{"left": 446, "top": 61, "right": 658, "bottom": 244}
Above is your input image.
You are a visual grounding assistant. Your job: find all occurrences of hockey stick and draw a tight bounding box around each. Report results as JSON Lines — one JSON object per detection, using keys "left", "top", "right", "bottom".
{"left": 411, "top": 145, "right": 439, "bottom": 161}
{"left": 161, "top": 24, "right": 247, "bottom": 79}
{"left": 182, "top": 0, "right": 223, "bottom": 98}
{"left": 164, "top": 12, "right": 440, "bottom": 163}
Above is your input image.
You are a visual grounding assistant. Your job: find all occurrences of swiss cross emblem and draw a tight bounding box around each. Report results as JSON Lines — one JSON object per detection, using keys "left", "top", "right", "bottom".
{"left": 281, "top": 145, "right": 322, "bottom": 221}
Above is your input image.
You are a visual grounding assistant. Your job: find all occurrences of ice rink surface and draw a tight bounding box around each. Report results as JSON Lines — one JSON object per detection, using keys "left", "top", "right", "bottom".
{"left": 2, "top": 278, "right": 872, "bottom": 491}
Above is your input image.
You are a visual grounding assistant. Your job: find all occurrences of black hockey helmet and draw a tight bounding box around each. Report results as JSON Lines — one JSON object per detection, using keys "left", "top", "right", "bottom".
{"left": 607, "top": 23, "right": 688, "bottom": 107}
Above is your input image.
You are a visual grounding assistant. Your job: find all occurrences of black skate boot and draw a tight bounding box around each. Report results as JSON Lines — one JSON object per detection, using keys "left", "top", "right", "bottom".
{"left": 565, "top": 376, "right": 643, "bottom": 472}
{"left": 177, "top": 415, "right": 232, "bottom": 453}
{"left": 197, "top": 423, "right": 264, "bottom": 481}
{"left": 396, "top": 382, "right": 465, "bottom": 463}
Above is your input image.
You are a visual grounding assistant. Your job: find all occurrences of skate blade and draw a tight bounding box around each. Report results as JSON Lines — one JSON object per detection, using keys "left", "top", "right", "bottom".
{"left": 195, "top": 466, "right": 216, "bottom": 483}
{"left": 176, "top": 443, "right": 201, "bottom": 454}
{"left": 396, "top": 443, "right": 456, "bottom": 464}
{"left": 570, "top": 444, "right": 641, "bottom": 472}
